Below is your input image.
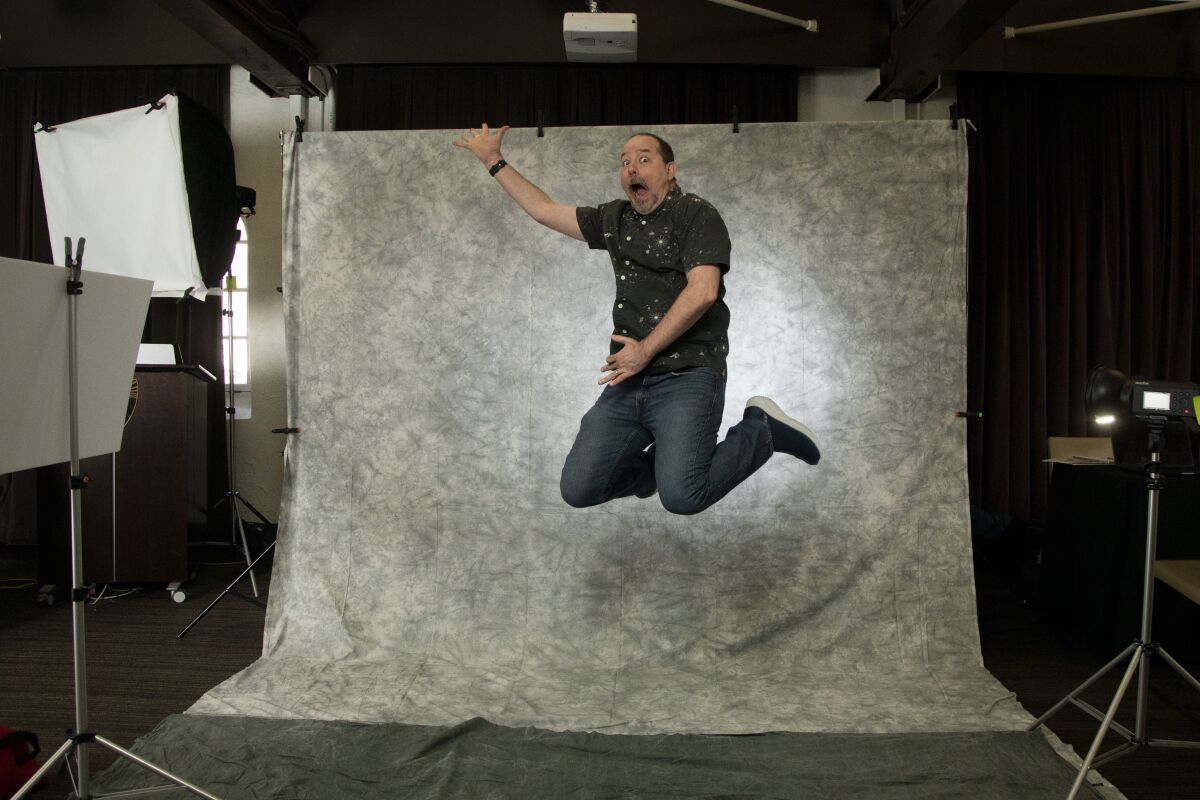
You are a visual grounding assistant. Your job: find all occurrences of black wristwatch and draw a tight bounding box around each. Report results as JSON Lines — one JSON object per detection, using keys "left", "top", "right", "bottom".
{"left": 488, "top": 159, "right": 509, "bottom": 177}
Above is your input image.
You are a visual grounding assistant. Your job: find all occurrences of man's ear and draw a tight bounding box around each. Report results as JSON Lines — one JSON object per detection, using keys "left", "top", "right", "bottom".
{"left": 666, "top": 161, "right": 677, "bottom": 180}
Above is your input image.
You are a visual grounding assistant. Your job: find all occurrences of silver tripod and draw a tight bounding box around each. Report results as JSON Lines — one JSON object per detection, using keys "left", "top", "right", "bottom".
{"left": 209, "top": 267, "right": 264, "bottom": 595}
{"left": 1029, "top": 423, "right": 1200, "bottom": 800}
{"left": 13, "top": 239, "right": 221, "bottom": 800}
{"left": 176, "top": 264, "right": 275, "bottom": 637}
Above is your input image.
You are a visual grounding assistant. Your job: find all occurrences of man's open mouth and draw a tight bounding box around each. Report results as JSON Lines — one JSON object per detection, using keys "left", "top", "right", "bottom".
{"left": 629, "top": 182, "right": 649, "bottom": 201}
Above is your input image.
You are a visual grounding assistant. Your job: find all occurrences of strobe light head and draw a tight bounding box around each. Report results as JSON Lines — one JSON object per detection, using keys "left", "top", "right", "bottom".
{"left": 236, "top": 185, "right": 257, "bottom": 217}
{"left": 1086, "top": 366, "right": 1132, "bottom": 425}
{"left": 1086, "top": 365, "right": 1200, "bottom": 429}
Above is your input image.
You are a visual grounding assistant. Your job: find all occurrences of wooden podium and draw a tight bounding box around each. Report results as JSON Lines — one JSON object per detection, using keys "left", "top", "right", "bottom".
{"left": 39, "top": 365, "right": 215, "bottom": 590}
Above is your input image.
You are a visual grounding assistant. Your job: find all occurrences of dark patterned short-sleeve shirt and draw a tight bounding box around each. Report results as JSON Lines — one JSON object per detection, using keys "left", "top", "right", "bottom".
{"left": 576, "top": 185, "right": 732, "bottom": 376}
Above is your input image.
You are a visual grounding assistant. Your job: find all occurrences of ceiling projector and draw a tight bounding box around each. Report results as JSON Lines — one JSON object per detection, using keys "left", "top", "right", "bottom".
{"left": 563, "top": 12, "right": 637, "bottom": 62}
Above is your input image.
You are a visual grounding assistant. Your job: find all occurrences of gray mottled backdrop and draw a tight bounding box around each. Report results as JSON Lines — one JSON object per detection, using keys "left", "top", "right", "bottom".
{"left": 193, "top": 123, "right": 1030, "bottom": 734}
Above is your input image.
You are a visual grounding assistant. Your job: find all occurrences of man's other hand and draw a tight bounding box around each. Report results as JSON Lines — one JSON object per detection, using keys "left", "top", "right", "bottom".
{"left": 600, "top": 335, "right": 652, "bottom": 386}
{"left": 453, "top": 123, "right": 509, "bottom": 167}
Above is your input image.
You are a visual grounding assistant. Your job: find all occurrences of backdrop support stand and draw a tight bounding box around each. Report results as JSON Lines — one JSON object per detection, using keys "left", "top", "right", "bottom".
{"left": 1029, "top": 422, "right": 1200, "bottom": 800}
{"left": 13, "top": 239, "right": 222, "bottom": 800}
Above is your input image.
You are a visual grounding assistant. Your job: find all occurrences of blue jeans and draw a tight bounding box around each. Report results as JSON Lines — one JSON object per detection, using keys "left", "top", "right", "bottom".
{"left": 560, "top": 368, "right": 773, "bottom": 515}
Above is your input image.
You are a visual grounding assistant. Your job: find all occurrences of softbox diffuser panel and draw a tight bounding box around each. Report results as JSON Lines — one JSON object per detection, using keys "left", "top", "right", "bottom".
{"left": 35, "top": 94, "right": 210, "bottom": 298}
{"left": 193, "top": 122, "right": 1030, "bottom": 735}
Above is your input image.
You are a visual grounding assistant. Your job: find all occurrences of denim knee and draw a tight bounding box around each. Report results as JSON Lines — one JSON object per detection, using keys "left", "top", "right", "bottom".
{"left": 658, "top": 488, "right": 708, "bottom": 516}
{"left": 560, "top": 472, "right": 603, "bottom": 509}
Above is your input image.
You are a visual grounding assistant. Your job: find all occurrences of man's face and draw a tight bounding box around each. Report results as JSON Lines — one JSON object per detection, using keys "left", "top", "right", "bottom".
{"left": 620, "top": 135, "right": 676, "bottom": 215}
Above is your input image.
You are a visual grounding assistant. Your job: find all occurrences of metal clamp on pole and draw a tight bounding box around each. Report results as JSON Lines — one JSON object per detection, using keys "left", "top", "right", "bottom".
{"left": 65, "top": 237, "right": 85, "bottom": 294}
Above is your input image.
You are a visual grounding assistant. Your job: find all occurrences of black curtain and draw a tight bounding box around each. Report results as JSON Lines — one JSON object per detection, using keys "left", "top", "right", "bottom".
{"left": 0, "top": 66, "right": 232, "bottom": 536}
{"left": 335, "top": 64, "right": 798, "bottom": 130}
{"left": 957, "top": 73, "right": 1200, "bottom": 525}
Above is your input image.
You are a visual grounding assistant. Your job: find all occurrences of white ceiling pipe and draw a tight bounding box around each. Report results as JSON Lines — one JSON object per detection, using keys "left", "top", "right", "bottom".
{"left": 1003, "top": 0, "right": 1200, "bottom": 38}
{"left": 702, "top": 0, "right": 819, "bottom": 32}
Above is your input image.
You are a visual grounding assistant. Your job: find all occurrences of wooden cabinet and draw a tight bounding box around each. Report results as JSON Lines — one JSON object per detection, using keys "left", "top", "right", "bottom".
{"left": 38, "top": 366, "right": 215, "bottom": 588}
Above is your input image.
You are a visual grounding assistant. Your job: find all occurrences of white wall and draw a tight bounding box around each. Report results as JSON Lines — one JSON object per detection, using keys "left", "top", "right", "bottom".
{"left": 225, "top": 66, "right": 958, "bottom": 519}
{"left": 798, "top": 68, "right": 957, "bottom": 122}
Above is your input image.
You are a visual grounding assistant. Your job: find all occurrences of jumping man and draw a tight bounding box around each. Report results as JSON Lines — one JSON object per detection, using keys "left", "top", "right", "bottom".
{"left": 455, "top": 124, "right": 820, "bottom": 515}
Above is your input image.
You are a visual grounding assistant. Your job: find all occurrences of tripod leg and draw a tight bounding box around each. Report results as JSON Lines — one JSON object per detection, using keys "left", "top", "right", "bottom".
{"left": 1157, "top": 646, "right": 1200, "bottom": 694}
{"left": 10, "top": 738, "right": 76, "bottom": 800}
{"left": 178, "top": 542, "right": 274, "bottom": 638}
{"left": 233, "top": 509, "right": 260, "bottom": 598}
{"left": 1028, "top": 642, "right": 1138, "bottom": 730}
{"left": 93, "top": 735, "right": 222, "bottom": 800}
{"left": 1067, "top": 645, "right": 1144, "bottom": 800}
{"left": 233, "top": 493, "right": 273, "bottom": 527}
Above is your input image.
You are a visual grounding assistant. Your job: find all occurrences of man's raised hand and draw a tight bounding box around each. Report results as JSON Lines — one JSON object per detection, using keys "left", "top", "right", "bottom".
{"left": 453, "top": 124, "right": 586, "bottom": 242}
{"left": 453, "top": 123, "right": 510, "bottom": 166}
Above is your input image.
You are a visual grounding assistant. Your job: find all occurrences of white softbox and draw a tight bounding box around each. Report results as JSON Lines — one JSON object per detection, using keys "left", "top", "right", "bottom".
{"left": 35, "top": 94, "right": 213, "bottom": 298}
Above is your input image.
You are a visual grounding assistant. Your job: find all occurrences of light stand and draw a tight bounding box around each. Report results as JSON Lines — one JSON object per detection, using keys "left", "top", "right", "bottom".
{"left": 1029, "top": 421, "right": 1200, "bottom": 800}
{"left": 179, "top": 241, "right": 276, "bottom": 637}
{"left": 208, "top": 265, "right": 272, "bottom": 592}
{"left": 14, "top": 239, "right": 221, "bottom": 800}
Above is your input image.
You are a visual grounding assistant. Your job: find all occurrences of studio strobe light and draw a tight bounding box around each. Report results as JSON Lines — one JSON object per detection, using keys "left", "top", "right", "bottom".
{"left": 1085, "top": 365, "right": 1200, "bottom": 428}
{"left": 1031, "top": 365, "right": 1200, "bottom": 800}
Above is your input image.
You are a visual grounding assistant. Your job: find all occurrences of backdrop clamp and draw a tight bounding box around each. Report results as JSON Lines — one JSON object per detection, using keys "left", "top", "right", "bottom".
{"left": 948, "top": 105, "right": 977, "bottom": 132}
{"left": 65, "top": 237, "right": 85, "bottom": 294}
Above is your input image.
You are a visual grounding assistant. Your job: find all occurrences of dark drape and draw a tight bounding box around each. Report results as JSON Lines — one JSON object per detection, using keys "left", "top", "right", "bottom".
{"left": 335, "top": 64, "right": 798, "bottom": 130}
{"left": 0, "top": 65, "right": 232, "bottom": 536}
{"left": 957, "top": 73, "right": 1200, "bottom": 525}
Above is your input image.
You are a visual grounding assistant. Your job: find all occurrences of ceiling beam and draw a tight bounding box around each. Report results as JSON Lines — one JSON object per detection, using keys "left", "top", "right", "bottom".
{"left": 153, "top": 0, "right": 322, "bottom": 97}
{"left": 871, "top": 0, "right": 1019, "bottom": 101}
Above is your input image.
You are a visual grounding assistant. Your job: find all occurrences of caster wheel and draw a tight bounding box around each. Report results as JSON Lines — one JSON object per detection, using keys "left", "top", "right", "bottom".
{"left": 171, "top": 589, "right": 187, "bottom": 603}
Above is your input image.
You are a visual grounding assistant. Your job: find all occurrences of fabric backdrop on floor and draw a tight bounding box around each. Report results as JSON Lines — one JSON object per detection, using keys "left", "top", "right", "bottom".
{"left": 193, "top": 122, "right": 1030, "bottom": 734}
{"left": 94, "top": 715, "right": 1112, "bottom": 800}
